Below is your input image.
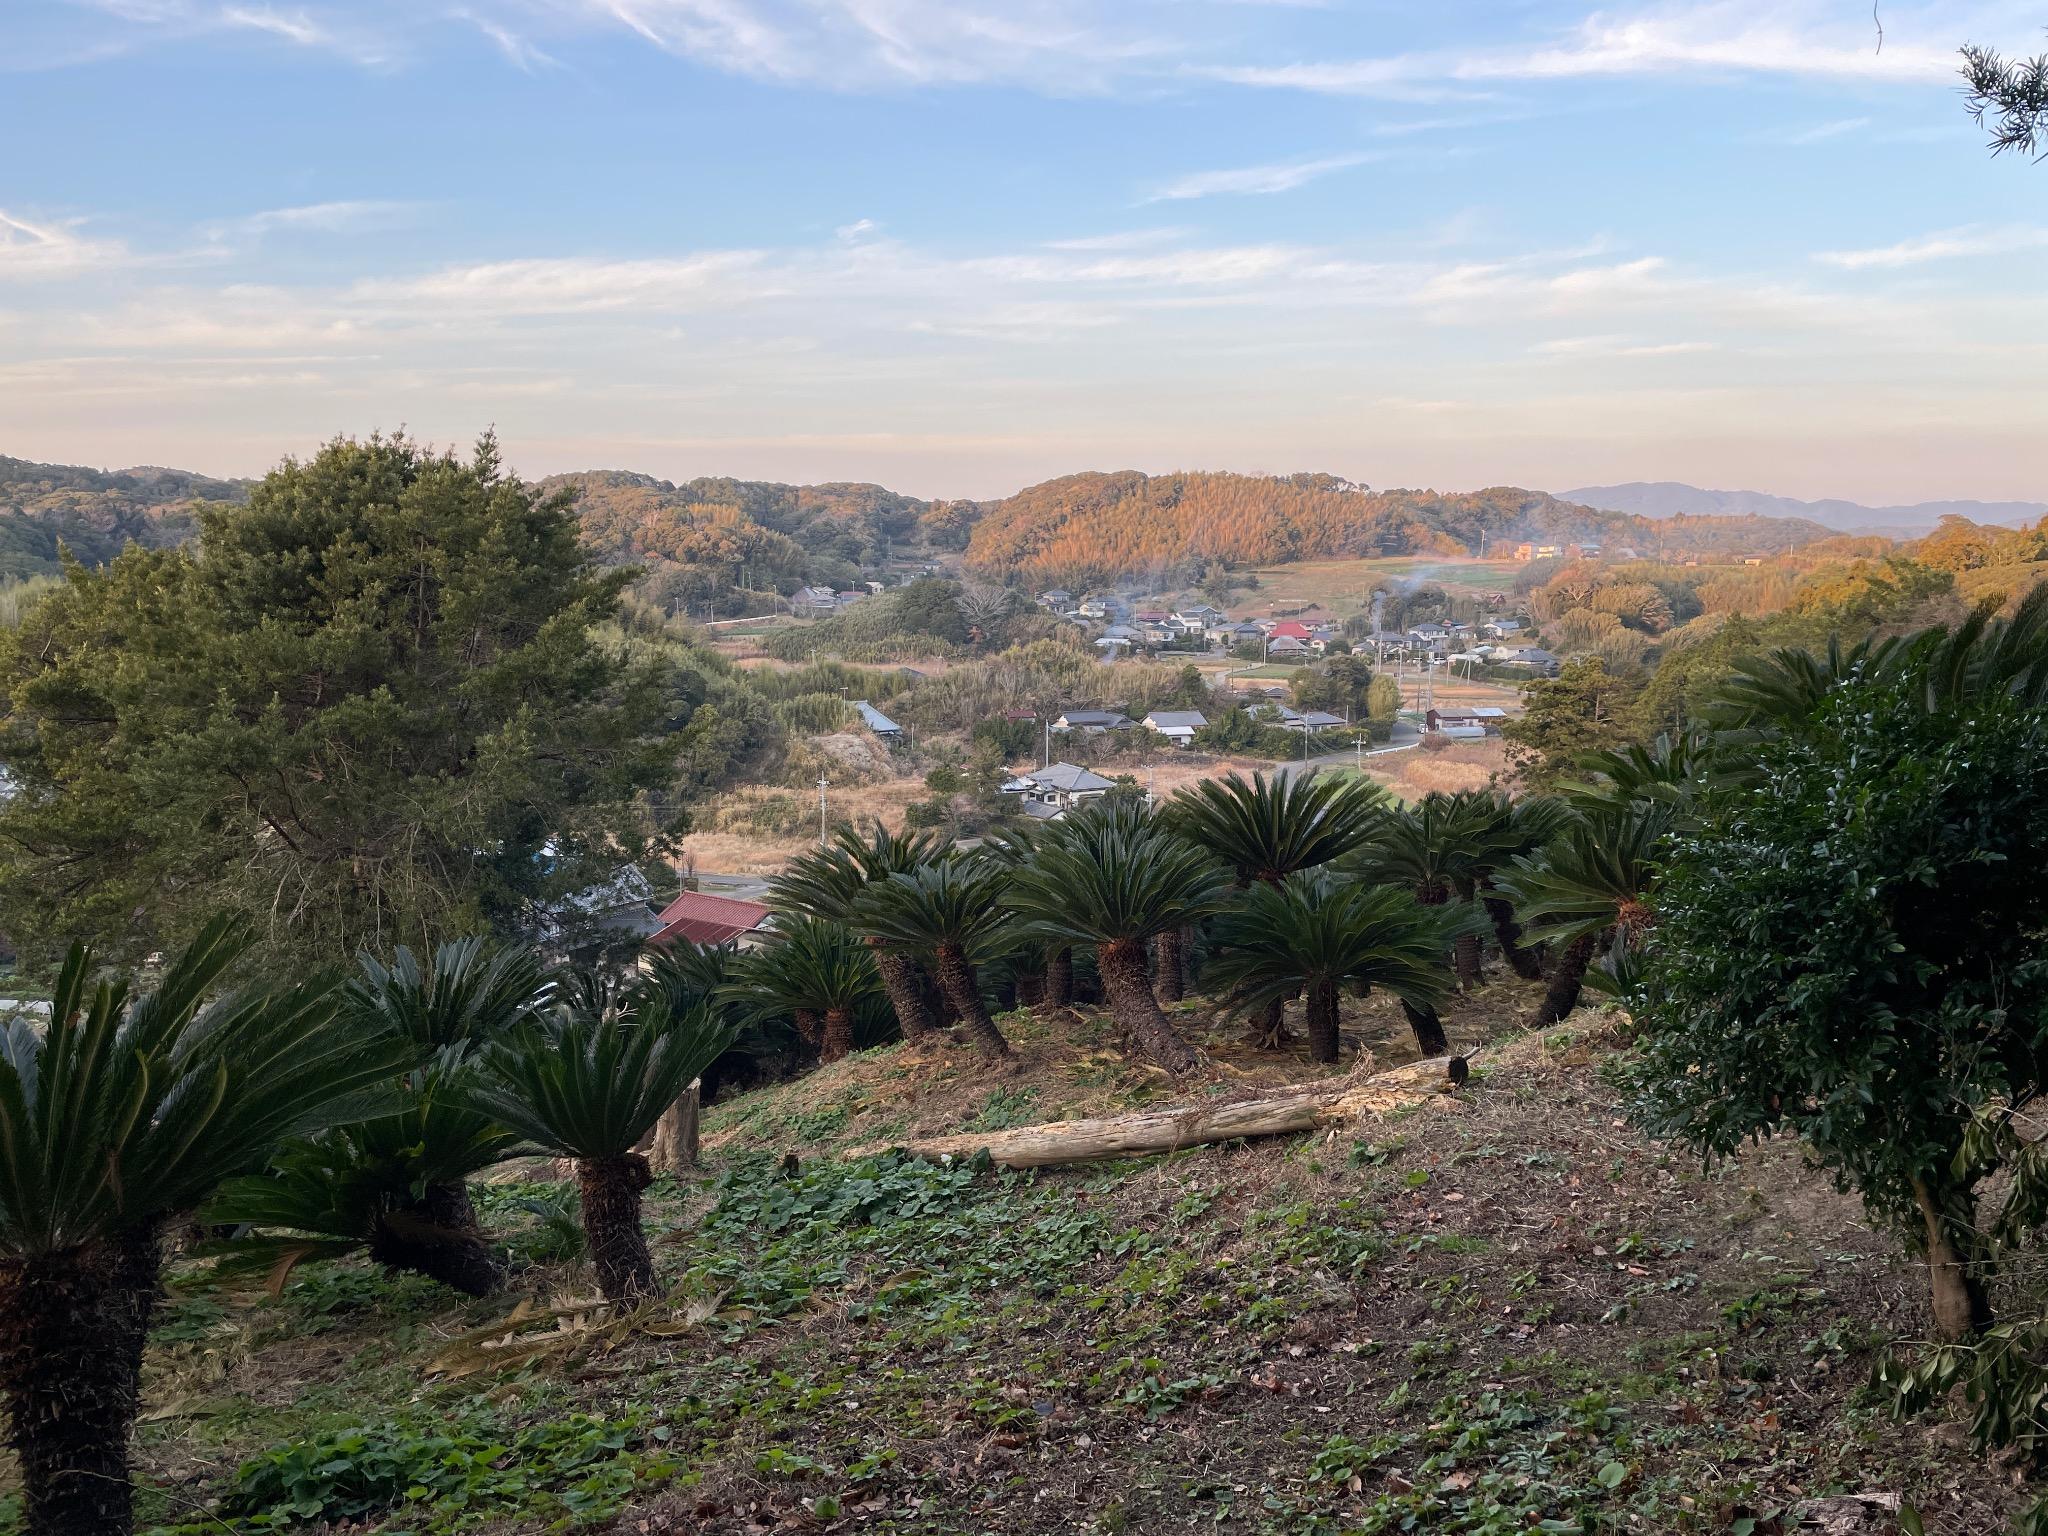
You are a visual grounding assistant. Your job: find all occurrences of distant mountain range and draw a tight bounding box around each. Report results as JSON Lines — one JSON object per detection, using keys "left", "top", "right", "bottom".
{"left": 2, "top": 451, "right": 1876, "bottom": 591}
{"left": 1561, "top": 481, "right": 2048, "bottom": 537}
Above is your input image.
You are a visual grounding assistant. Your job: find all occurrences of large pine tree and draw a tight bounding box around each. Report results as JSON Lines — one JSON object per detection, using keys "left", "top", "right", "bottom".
{"left": 0, "top": 432, "right": 678, "bottom": 965}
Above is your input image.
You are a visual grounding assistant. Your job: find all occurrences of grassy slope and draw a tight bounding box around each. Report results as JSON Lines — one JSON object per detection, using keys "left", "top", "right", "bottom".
{"left": 95, "top": 991, "right": 2021, "bottom": 1536}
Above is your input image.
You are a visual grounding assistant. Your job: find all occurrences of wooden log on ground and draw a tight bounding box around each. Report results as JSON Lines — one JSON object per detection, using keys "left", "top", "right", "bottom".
{"left": 857, "top": 1056, "right": 1460, "bottom": 1170}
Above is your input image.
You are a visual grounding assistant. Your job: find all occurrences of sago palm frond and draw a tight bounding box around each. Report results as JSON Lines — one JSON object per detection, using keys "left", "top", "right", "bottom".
{"left": 468, "top": 996, "right": 738, "bottom": 1162}
{"left": 1165, "top": 768, "right": 1385, "bottom": 884}
{"left": 0, "top": 914, "right": 407, "bottom": 1258}
{"left": 345, "top": 936, "right": 549, "bottom": 1058}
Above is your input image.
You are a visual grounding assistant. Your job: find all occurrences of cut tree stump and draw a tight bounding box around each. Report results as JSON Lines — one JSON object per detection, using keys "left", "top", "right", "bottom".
{"left": 853, "top": 1056, "right": 1461, "bottom": 1170}
{"left": 645, "top": 1080, "right": 701, "bottom": 1176}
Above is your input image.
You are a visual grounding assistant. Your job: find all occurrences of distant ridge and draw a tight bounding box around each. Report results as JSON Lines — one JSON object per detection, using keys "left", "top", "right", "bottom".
{"left": 1562, "top": 481, "right": 2048, "bottom": 537}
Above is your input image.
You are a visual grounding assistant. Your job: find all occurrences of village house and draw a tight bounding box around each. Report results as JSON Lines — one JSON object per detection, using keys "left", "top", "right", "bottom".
{"left": 1037, "top": 588, "right": 1073, "bottom": 609}
{"left": 1501, "top": 646, "right": 1562, "bottom": 676}
{"left": 1288, "top": 708, "right": 1347, "bottom": 732}
{"left": 1000, "top": 761, "right": 1118, "bottom": 820}
{"left": 645, "top": 889, "right": 773, "bottom": 950}
{"left": 791, "top": 584, "right": 841, "bottom": 616}
{"left": 1142, "top": 709, "right": 1207, "bottom": 747}
{"left": 1425, "top": 705, "right": 1509, "bottom": 735}
{"left": 853, "top": 700, "right": 903, "bottom": 739}
{"left": 1052, "top": 708, "right": 1136, "bottom": 734}
{"left": 1265, "top": 634, "right": 1311, "bottom": 658}
{"left": 1212, "top": 619, "right": 1264, "bottom": 647}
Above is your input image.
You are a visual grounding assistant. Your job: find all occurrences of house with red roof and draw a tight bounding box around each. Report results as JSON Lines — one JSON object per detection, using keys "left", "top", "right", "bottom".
{"left": 646, "top": 889, "right": 773, "bottom": 950}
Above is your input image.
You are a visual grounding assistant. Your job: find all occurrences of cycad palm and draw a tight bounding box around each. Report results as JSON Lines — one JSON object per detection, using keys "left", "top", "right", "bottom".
{"left": 1008, "top": 804, "right": 1231, "bottom": 1074}
{"left": 1166, "top": 768, "right": 1384, "bottom": 884}
{"left": 1359, "top": 792, "right": 1502, "bottom": 987}
{"left": 1166, "top": 769, "right": 1384, "bottom": 1025}
{"left": 769, "top": 821, "right": 947, "bottom": 1042}
{"left": 736, "top": 915, "right": 883, "bottom": 1063}
{"left": 467, "top": 979, "right": 736, "bottom": 1302}
{"left": 854, "top": 855, "right": 1014, "bottom": 1059}
{"left": 1500, "top": 799, "right": 1674, "bottom": 1025}
{"left": 206, "top": 1057, "right": 523, "bottom": 1296}
{"left": 1205, "top": 875, "right": 1453, "bottom": 1063}
{"left": 981, "top": 821, "right": 1069, "bottom": 1006}
{"left": 209, "top": 937, "right": 548, "bottom": 1295}
{"left": 0, "top": 916, "right": 403, "bottom": 1536}
{"left": 1462, "top": 792, "right": 1572, "bottom": 981}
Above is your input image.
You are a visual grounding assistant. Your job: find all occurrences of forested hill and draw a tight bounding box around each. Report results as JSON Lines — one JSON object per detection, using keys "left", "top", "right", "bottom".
{"left": 0, "top": 455, "right": 248, "bottom": 581}
{"left": 959, "top": 470, "right": 1834, "bottom": 584}
{"left": 537, "top": 469, "right": 934, "bottom": 611}
{"left": 2, "top": 453, "right": 1842, "bottom": 593}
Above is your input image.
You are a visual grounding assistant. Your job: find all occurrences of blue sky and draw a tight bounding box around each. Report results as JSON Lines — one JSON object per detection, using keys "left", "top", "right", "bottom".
{"left": 3, "top": 0, "right": 2046, "bottom": 503}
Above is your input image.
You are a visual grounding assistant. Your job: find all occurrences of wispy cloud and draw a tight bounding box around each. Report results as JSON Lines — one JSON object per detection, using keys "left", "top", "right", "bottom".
{"left": 1533, "top": 333, "right": 1720, "bottom": 356}
{"left": 203, "top": 199, "right": 419, "bottom": 241}
{"left": 1200, "top": 1, "right": 1966, "bottom": 95}
{"left": 1143, "top": 152, "right": 1378, "bottom": 202}
{"left": 0, "top": 210, "right": 131, "bottom": 279}
{"left": 454, "top": 8, "right": 556, "bottom": 70}
{"left": 1815, "top": 225, "right": 2048, "bottom": 269}
{"left": 216, "top": 4, "right": 394, "bottom": 64}
{"left": 1772, "top": 116, "right": 1871, "bottom": 145}
{"left": 1043, "top": 228, "right": 1195, "bottom": 251}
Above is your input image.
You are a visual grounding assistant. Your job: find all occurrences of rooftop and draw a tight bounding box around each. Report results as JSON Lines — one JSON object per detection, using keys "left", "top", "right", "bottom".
{"left": 1024, "top": 762, "right": 1117, "bottom": 793}
{"left": 647, "top": 889, "right": 772, "bottom": 948}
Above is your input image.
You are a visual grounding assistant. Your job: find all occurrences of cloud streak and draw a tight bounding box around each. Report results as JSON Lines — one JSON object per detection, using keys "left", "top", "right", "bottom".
{"left": 1199, "top": 1, "right": 1978, "bottom": 96}
{"left": 1815, "top": 226, "right": 2048, "bottom": 269}
{"left": 1142, "top": 152, "right": 1378, "bottom": 202}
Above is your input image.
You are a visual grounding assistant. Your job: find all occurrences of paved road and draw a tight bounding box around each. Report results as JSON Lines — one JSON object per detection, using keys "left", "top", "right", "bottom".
{"left": 1276, "top": 718, "right": 1423, "bottom": 779}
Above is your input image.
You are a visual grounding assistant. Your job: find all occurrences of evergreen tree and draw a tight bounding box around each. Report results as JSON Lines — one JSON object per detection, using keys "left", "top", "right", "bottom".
{"left": 0, "top": 433, "right": 678, "bottom": 967}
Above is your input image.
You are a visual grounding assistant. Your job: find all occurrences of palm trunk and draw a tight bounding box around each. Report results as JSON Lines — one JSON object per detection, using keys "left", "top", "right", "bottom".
{"left": 1483, "top": 894, "right": 1544, "bottom": 981}
{"left": 1305, "top": 979, "right": 1342, "bottom": 1065}
{"left": 1914, "top": 1179, "right": 1993, "bottom": 1342}
{"left": 933, "top": 946, "right": 1012, "bottom": 1059}
{"left": 1016, "top": 968, "right": 1046, "bottom": 1007}
{"left": 872, "top": 943, "right": 936, "bottom": 1041}
{"left": 1535, "top": 933, "right": 1596, "bottom": 1025}
{"left": 1099, "top": 940, "right": 1198, "bottom": 1075}
{"left": 0, "top": 1225, "right": 162, "bottom": 1536}
{"left": 577, "top": 1153, "right": 656, "bottom": 1305}
{"left": 1452, "top": 927, "right": 1483, "bottom": 989}
{"left": 370, "top": 1182, "right": 503, "bottom": 1297}
{"left": 793, "top": 1008, "right": 821, "bottom": 1054}
{"left": 1154, "top": 928, "right": 1185, "bottom": 1004}
{"left": 1245, "top": 997, "right": 1291, "bottom": 1050}
{"left": 1044, "top": 947, "right": 1073, "bottom": 1008}
{"left": 820, "top": 1005, "right": 854, "bottom": 1064}
{"left": 1401, "top": 999, "right": 1448, "bottom": 1057}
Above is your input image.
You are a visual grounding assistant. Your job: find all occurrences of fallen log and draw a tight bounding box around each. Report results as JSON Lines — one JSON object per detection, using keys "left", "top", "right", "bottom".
{"left": 856, "top": 1055, "right": 1462, "bottom": 1170}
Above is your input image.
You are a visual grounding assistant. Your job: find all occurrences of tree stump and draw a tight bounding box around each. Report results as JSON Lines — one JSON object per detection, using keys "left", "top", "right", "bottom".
{"left": 646, "top": 1080, "right": 702, "bottom": 1176}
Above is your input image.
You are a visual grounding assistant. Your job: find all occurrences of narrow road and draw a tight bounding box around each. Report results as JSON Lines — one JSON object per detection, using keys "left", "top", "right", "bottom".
{"left": 1275, "top": 718, "right": 1423, "bottom": 779}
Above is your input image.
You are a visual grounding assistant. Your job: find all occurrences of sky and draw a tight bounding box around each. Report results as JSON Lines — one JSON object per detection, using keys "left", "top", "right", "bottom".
{"left": 3, "top": 0, "right": 2047, "bottom": 505}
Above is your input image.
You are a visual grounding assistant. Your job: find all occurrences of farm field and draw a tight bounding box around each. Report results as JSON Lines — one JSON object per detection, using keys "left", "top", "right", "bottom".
{"left": 1242, "top": 557, "right": 1527, "bottom": 620}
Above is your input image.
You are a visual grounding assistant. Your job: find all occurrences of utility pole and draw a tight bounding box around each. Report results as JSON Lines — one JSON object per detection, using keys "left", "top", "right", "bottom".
{"left": 817, "top": 777, "right": 829, "bottom": 846}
